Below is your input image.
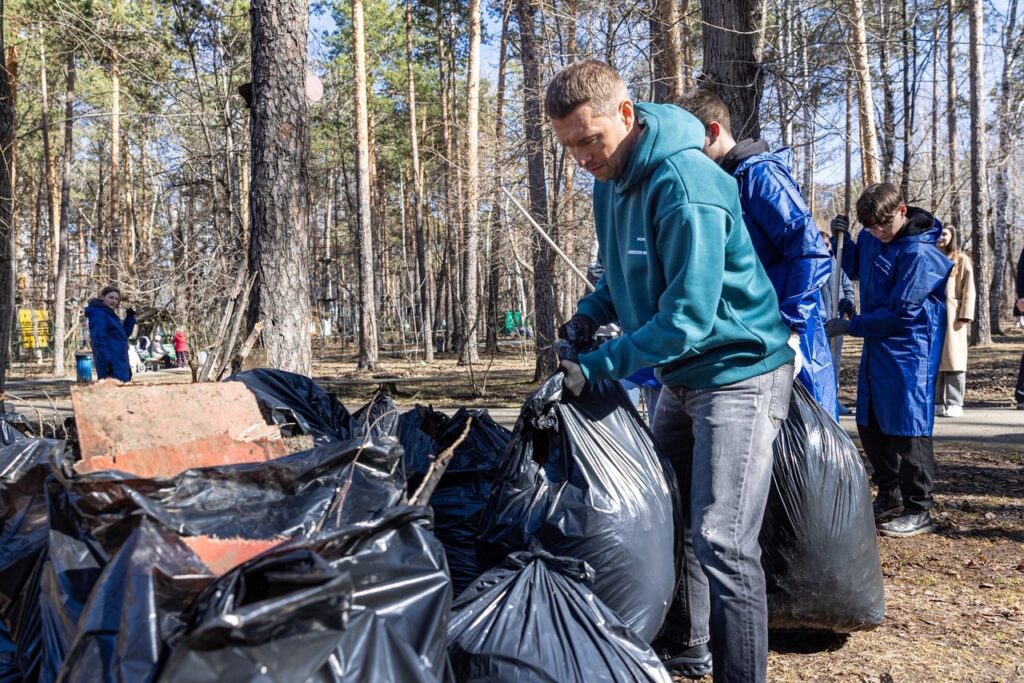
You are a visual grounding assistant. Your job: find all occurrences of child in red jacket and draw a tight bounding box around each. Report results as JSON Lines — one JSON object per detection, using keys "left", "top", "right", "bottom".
{"left": 172, "top": 330, "right": 189, "bottom": 368}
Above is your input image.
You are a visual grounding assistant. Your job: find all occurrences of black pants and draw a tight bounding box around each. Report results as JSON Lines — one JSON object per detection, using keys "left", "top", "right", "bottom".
{"left": 1016, "top": 351, "right": 1024, "bottom": 405}
{"left": 857, "top": 408, "right": 935, "bottom": 513}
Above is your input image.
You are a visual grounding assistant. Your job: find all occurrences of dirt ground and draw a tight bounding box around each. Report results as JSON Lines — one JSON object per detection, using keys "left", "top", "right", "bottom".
{"left": 5, "top": 328, "right": 1023, "bottom": 680}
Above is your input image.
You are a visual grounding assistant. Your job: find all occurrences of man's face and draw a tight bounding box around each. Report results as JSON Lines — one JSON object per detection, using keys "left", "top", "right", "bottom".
{"left": 102, "top": 291, "right": 120, "bottom": 309}
{"left": 550, "top": 100, "right": 635, "bottom": 182}
{"left": 864, "top": 204, "right": 907, "bottom": 244}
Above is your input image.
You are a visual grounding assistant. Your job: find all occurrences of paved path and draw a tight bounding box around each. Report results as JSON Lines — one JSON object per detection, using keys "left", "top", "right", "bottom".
{"left": 4, "top": 374, "right": 1021, "bottom": 448}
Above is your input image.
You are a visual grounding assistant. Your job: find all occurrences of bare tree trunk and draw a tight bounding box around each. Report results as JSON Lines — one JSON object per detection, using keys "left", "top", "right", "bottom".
{"left": 946, "top": 0, "right": 961, "bottom": 228}
{"left": 701, "top": 0, "right": 765, "bottom": 139}
{"left": 486, "top": 0, "right": 513, "bottom": 354}
{"left": 405, "top": 0, "right": 433, "bottom": 361}
{"left": 516, "top": 0, "right": 557, "bottom": 379}
{"left": 459, "top": 0, "right": 482, "bottom": 365}
{"left": 40, "top": 36, "right": 59, "bottom": 305}
{"left": 968, "top": 0, "right": 991, "bottom": 345}
{"left": 681, "top": 0, "right": 694, "bottom": 90}
{"left": 848, "top": 0, "right": 882, "bottom": 185}
{"left": 650, "top": 0, "right": 683, "bottom": 102}
{"left": 52, "top": 51, "right": 75, "bottom": 378}
{"left": 878, "top": 0, "right": 896, "bottom": 182}
{"left": 351, "top": 0, "right": 379, "bottom": 369}
{"left": 930, "top": 19, "right": 940, "bottom": 210}
{"left": 900, "top": 0, "right": 915, "bottom": 198}
{"left": 0, "top": 15, "right": 15, "bottom": 394}
{"left": 247, "top": 0, "right": 313, "bottom": 375}
{"left": 991, "top": 0, "right": 1021, "bottom": 334}
{"left": 108, "top": 47, "right": 121, "bottom": 281}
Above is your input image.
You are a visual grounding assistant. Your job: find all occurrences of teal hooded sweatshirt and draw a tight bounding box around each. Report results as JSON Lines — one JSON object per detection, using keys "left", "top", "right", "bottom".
{"left": 576, "top": 103, "right": 794, "bottom": 389}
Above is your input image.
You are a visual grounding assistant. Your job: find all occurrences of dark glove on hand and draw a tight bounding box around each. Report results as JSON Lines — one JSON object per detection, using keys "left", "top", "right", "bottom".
{"left": 558, "top": 358, "right": 587, "bottom": 398}
{"left": 557, "top": 314, "right": 597, "bottom": 351}
{"left": 830, "top": 214, "right": 850, "bottom": 237}
{"left": 125, "top": 307, "right": 136, "bottom": 318}
{"left": 825, "top": 318, "right": 851, "bottom": 337}
{"left": 838, "top": 298, "right": 856, "bottom": 318}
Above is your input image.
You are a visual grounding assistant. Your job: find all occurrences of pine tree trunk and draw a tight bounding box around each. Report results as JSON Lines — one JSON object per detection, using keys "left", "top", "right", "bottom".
{"left": 52, "top": 51, "right": 75, "bottom": 378}
{"left": 650, "top": 0, "right": 683, "bottom": 102}
{"left": 899, "top": 0, "right": 915, "bottom": 198}
{"left": 0, "top": 15, "right": 15, "bottom": 394}
{"left": 40, "top": 37, "right": 59, "bottom": 306}
{"left": 108, "top": 48, "right": 121, "bottom": 281}
{"left": 878, "top": 1, "right": 896, "bottom": 182}
{"left": 247, "top": 0, "right": 313, "bottom": 375}
{"left": 848, "top": 0, "right": 882, "bottom": 185}
{"left": 405, "top": 0, "right": 433, "bottom": 361}
{"left": 968, "top": 0, "right": 991, "bottom": 345}
{"left": 930, "top": 19, "right": 940, "bottom": 210}
{"left": 681, "top": 0, "right": 694, "bottom": 90}
{"left": 516, "top": 0, "right": 557, "bottom": 379}
{"left": 459, "top": 0, "right": 482, "bottom": 364}
{"left": 351, "top": 0, "right": 379, "bottom": 368}
{"left": 701, "top": 0, "right": 765, "bottom": 139}
{"left": 946, "top": 0, "right": 961, "bottom": 228}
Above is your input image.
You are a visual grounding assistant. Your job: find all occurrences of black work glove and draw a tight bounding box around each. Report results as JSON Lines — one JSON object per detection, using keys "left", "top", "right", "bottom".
{"left": 825, "top": 318, "right": 851, "bottom": 337}
{"left": 125, "top": 307, "right": 136, "bottom": 318}
{"left": 830, "top": 214, "right": 850, "bottom": 237}
{"left": 557, "top": 314, "right": 597, "bottom": 351}
{"left": 838, "top": 298, "right": 856, "bottom": 318}
{"left": 558, "top": 357, "right": 587, "bottom": 398}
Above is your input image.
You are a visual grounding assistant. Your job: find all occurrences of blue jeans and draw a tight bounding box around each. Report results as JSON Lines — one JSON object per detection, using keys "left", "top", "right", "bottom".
{"left": 652, "top": 364, "right": 793, "bottom": 683}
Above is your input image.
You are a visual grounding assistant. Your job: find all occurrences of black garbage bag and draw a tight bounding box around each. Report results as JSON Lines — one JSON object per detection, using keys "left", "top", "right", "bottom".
{"left": 56, "top": 519, "right": 214, "bottom": 682}
{"left": 39, "top": 436, "right": 408, "bottom": 679}
{"left": 353, "top": 392, "right": 400, "bottom": 439}
{"left": 399, "top": 406, "right": 511, "bottom": 595}
{"left": 760, "top": 382, "right": 885, "bottom": 632}
{"left": 228, "top": 368, "right": 354, "bottom": 442}
{"left": 0, "top": 417, "right": 64, "bottom": 682}
{"left": 160, "top": 506, "right": 451, "bottom": 683}
{"left": 447, "top": 551, "right": 670, "bottom": 683}
{"left": 479, "top": 374, "right": 678, "bottom": 642}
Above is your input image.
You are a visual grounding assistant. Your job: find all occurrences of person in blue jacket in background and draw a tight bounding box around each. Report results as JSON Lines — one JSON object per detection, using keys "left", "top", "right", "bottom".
{"left": 679, "top": 90, "right": 837, "bottom": 418}
{"left": 85, "top": 285, "right": 136, "bottom": 381}
{"left": 819, "top": 227, "right": 857, "bottom": 415}
{"left": 827, "top": 183, "right": 952, "bottom": 538}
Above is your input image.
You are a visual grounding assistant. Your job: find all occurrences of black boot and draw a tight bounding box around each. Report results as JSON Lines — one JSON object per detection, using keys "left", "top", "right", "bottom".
{"left": 878, "top": 510, "right": 935, "bottom": 537}
{"left": 653, "top": 638, "right": 712, "bottom": 679}
{"left": 872, "top": 489, "right": 903, "bottom": 524}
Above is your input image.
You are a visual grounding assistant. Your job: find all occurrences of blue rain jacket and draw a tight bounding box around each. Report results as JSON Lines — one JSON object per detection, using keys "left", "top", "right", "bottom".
{"left": 85, "top": 299, "right": 136, "bottom": 381}
{"left": 840, "top": 208, "right": 952, "bottom": 436}
{"left": 727, "top": 144, "right": 837, "bottom": 416}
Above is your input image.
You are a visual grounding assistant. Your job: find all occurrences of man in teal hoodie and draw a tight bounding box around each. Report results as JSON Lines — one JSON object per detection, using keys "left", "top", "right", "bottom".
{"left": 547, "top": 60, "right": 794, "bottom": 682}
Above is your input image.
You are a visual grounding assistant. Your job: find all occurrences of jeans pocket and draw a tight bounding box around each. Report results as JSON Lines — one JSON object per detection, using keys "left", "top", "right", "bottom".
{"left": 767, "top": 365, "right": 793, "bottom": 428}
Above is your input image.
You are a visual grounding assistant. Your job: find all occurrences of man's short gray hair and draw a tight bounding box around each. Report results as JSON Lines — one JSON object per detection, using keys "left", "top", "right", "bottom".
{"left": 545, "top": 60, "right": 628, "bottom": 119}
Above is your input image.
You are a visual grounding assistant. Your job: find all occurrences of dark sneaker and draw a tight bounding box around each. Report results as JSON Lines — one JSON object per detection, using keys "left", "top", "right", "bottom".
{"left": 653, "top": 639, "right": 712, "bottom": 679}
{"left": 878, "top": 510, "right": 935, "bottom": 537}
{"left": 872, "top": 489, "right": 903, "bottom": 524}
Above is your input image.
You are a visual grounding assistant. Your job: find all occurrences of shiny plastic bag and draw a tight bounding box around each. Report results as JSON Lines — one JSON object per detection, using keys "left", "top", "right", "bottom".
{"left": 228, "top": 368, "right": 354, "bottom": 442}
{"left": 479, "top": 374, "right": 678, "bottom": 642}
{"left": 447, "top": 551, "right": 670, "bottom": 683}
{"left": 399, "top": 407, "right": 510, "bottom": 595}
{"left": 160, "top": 506, "right": 450, "bottom": 683}
{"left": 761, "top": 382, "right": 885, "bottom": 632}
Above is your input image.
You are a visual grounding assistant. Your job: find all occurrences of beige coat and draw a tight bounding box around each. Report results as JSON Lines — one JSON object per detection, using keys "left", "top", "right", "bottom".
{"left": 940, "top": 252, "right": 975, "bottom": 372}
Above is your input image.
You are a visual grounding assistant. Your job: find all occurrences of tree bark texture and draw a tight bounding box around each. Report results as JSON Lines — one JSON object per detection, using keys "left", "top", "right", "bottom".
{"left": 702, "top": 0, "right": 765, "bottom": 139}
{"left": 516, "top": 0, "right": 557, "bottom": 379}
{"left": 968, "top": 0, "right": 990, "bottom": 345}
{"left": 946, "top": 0, "right": 961, "bottom": 228}
{"left": 0, "top": 7, "right": 15, "bottom": 394}
{"left": 650, "top": 0, "right": 683, "bottom": 103}
{"left": 53, "top": 51, "right": 75, "bottom": 377}
{"left": 459, "top": 0, "right": 481, "bottom": 364}
{"left": 848, "top": 0, "right": 881, "bottom": 185}
{"left": 247, "top": 0, "right": 313, "bottom": 375}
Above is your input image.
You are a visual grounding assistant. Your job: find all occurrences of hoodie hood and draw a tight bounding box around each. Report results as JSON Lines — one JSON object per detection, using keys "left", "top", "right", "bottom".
{"left": 721, "top": 139, "right": 771, "bottom": 175}
{"left": 895, "top": 206, "right": 939, "bottom": 243}
{"left": 615, "top": 103, "right": 705, "bottom": 193}
{"left": 86, "top": 298, "right": 110, "bottom": 312}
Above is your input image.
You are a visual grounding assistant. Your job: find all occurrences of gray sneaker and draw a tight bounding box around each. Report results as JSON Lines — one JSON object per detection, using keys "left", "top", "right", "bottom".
{"left": 878, "top": 510, "right": 935, "bottom": 537}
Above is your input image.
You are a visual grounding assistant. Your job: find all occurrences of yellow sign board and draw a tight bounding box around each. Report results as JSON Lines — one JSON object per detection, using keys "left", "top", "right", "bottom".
{"left": 18, "top": 309, "right": 50, "bottom": 349}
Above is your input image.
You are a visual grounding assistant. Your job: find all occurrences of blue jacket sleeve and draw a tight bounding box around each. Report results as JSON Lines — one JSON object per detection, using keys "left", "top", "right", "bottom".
{"left": 576, "top": 273, "right": 616, "bottom": 327}
{"left": 578, "top": 202, "right": 728, "bottom": 381}
{"left": 848, "top": 247, "right": 952, "bottom": 338}
{"left": 743, "top": 164, "right": 830, "bottom": 333}
{"left": 841, "top": 269, "right": 855, "bottom": 301}
{"left": 836, "top": 233, "right": 860, "bottom": 281}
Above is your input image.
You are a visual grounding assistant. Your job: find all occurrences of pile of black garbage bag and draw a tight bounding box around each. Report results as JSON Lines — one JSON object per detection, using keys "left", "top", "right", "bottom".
{"left": 0, "top": 367, "right": 883, "bottom": 682}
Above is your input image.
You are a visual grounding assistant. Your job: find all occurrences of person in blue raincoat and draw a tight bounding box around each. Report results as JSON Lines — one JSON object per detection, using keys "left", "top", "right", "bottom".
{"left": 85, "top": 285, "right": 136, "bottom": 381}
{"left": 679, "top": 91, "right": 837, "bottom": 417}
{"left": 826, "top": 183, "right": 952, "bottom": 538}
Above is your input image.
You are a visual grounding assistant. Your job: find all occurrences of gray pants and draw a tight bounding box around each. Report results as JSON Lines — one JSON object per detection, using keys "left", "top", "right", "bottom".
{"left": 651, "top": 364, "right": 793, "bottom": 683}
{"left": 935, "top": 371, "right": 966, "bottom": 408}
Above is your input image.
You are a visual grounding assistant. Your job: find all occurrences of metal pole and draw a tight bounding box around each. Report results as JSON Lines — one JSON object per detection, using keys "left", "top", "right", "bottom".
{"left": 501, "top": 186, "right": 595, "bottom": 292}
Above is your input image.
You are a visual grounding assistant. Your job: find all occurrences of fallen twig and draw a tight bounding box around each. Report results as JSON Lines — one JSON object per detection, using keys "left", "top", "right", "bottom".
{"left": 411, "top": 416, "right": 473, "bottom": 505}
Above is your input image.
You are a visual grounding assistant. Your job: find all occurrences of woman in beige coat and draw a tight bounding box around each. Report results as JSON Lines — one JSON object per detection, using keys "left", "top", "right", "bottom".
{"left": 936, "top": 226, "right": 975, "bottom": 417}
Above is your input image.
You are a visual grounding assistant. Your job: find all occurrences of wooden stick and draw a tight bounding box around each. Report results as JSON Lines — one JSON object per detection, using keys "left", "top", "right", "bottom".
{"left": 227, "top": 321, "right": 264, "bottom": 378}
{"left": 410, "top": 417, "right": 472, "bottom": 505}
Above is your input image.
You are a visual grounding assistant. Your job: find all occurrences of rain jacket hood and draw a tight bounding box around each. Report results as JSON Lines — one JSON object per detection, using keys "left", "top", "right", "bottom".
{"left": 575, "top": 103, "right": 794, "bottom": 389}
{"left": 726, "top": 141, "right": 836, "bottom": 416}
{"left": 840, "top": 208, "right": 952, "bottom": 435}
{"left": 85, "top": 298, "right": 136, "bottom": 381}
